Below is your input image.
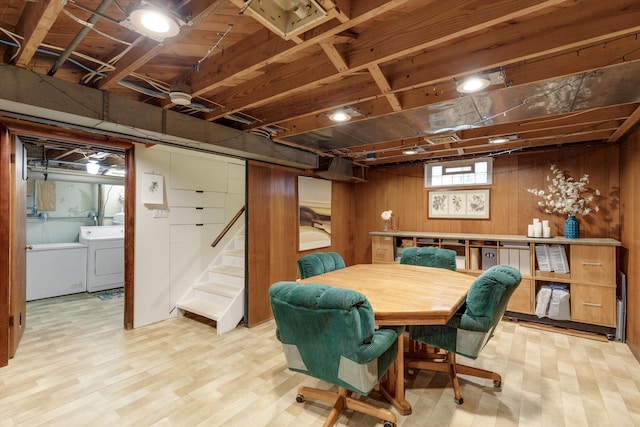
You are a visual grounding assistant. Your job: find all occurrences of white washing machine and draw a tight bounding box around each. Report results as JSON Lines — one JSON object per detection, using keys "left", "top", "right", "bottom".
{"left": 79, "top": 225, "right": 124, "bottom": 292}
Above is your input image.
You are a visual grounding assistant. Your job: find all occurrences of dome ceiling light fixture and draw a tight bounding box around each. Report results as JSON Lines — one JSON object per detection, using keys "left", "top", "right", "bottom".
{"left": 123, "top": 1, "right": 189, "bottom": 42}
{"left": 169, "top": 83, "right": 192, "bottom": 106}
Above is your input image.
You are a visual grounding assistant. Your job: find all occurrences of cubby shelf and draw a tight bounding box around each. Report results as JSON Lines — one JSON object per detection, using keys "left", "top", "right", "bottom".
{"left": 371, "top": 231, "right": 621, "bottom": 336}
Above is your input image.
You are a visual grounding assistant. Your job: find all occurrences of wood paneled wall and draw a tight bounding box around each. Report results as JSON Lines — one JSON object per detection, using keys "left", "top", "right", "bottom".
{"left": 619, "top": 130, "right": 640, "bottom": 360}
{"left": 245, "top": 161, "right": 355, "bottom": 326}
{"left": 352, "top": 144, "right": 620, "bottom": 264}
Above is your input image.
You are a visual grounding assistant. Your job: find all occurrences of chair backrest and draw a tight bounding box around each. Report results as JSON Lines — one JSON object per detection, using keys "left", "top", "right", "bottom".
{"left": 409, "top": 264, "right": 521, "bottom": 359}
{"left": 269, "top": 281, "right": 399, "bottom": 395}
{"left": 400, "top": 246, "right": 457, "bottom": 271}
{"left": 456, "top": 264, "right": 521, "bottom": 357}
{"left": 297, "top": 251, "right": 346, "bottom": 279}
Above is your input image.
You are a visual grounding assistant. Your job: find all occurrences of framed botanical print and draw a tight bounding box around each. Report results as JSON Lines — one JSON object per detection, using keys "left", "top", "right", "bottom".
{"left": 428, "top": 189, "right": 489, "bottom": 219}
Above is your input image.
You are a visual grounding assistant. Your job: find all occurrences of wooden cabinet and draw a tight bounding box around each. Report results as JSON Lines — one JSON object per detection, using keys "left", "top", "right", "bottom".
{"left": 370, "top": 231, "right": 620, "bottom": 335}
{"left": 372, "top": 235, "right": 395, "bottom": 263}
{"left": 570, "top": 245, "right": 616, "bottom": 284}
{"left": 570, "top": 284, "right": 616, "bottom": 327}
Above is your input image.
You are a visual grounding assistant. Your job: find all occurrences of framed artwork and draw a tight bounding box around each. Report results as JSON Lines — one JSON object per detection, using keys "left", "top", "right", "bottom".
{"left": 142, "top": 173, "right": 164, "bottom": 205}
{"left": 428, "top": 189, "right": 490, "bottom": 219}
{"left": 298, "top": 176, "right": 332, "bottom": 251}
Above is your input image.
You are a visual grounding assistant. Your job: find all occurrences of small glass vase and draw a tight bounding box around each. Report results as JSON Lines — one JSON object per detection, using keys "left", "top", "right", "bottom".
{"left": 383, "top": 220, "right": 389, "bottom": 231}
{"left": 564, "top": 215, "right": 580, "bottom": 239}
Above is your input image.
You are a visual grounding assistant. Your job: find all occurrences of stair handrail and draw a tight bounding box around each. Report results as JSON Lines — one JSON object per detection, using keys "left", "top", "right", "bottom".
{"left": 211, "top": 205, "right": 245, "bottom": 247}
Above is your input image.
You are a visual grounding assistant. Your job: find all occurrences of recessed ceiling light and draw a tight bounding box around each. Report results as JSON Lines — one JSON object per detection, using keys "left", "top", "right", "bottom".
{"left": 327, "top": 106, "right": 363, "bottom": 123}
{"left": 488, "top": 134, "right": 519, "bottom": 144}
{"left": 329, "top": 110, "right": 351, "bottom": 122}
{"left": 125, "top": 2, "right": 185, "bottom": 41}
{"left": 456, "top": 76, "right": 491, "bottom": 94}
{"left": 402, "top": 146, "right": 426, "bottom": 155}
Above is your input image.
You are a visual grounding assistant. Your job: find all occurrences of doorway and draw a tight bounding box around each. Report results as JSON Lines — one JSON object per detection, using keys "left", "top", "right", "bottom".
{"left": 2, "top": 130, "right": 135, "bottom": 366}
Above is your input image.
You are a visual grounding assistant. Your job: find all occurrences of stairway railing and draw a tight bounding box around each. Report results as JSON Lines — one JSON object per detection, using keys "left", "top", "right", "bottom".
{"left": 211, "top": 205, "right": 245, "bottom": 247}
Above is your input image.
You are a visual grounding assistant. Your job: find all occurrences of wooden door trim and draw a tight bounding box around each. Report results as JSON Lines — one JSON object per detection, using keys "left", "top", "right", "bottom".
{"left": 0, "top": 125, "right": 10, "bottom": 367}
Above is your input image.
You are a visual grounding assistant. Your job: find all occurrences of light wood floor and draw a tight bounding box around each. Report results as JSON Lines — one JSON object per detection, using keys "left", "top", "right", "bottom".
{"left": 1, "top": 293, "right": 639, "bottom": 427}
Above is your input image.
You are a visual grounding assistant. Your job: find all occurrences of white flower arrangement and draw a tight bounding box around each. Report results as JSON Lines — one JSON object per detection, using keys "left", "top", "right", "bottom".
{"left": 527, "top": 165, "right": 600, "bottom": 217}
{"left": 381, "top": 210, "right": 393, "bottom": 221}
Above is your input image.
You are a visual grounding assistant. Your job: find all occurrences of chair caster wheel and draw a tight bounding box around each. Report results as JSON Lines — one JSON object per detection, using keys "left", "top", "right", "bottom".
{"left": 383, "top": 422, "right": 395, "bottom": 427}
{"left": 295, "top": 394, "right": 305, "bottom": 403}
{"left": 455, "top": 397, "right": 464, "bottom": 405}
{"left": 494, "top": 380, "right": 502, "bottom": 388}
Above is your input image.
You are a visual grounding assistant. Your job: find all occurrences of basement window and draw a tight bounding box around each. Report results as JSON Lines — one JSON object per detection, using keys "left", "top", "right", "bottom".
{"left": 424, "top": 157, "right": 493, "bottom": 187}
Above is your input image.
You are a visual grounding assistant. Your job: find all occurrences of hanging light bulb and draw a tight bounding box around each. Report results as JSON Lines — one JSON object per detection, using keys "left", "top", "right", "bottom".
{"left": 86, "top": 160, "right": 100, "bottom": 175}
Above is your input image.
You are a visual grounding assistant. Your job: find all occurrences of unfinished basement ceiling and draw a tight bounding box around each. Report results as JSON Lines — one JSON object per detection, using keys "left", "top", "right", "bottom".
{"left": 0, "top": 0, "right": 639, "bottom": 177}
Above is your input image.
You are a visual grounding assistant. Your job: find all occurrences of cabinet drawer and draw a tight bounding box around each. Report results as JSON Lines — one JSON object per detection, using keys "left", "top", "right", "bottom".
{"left": 169, "top": 189, "right": 225, "bottom": 207}
{"left": 570, "top": 284, "right": 616, "bottom": 327}
{"left": 169, "top": 207, "right": 225, "bottom": 225}
{"left": 507, "top": 278, "right": 533, "bottom": 314}
{"left": 570, "top": 245, "right": 615, "bottom": 285}
{"left": 372, "top": 235, "right": 394, "bottom": 263}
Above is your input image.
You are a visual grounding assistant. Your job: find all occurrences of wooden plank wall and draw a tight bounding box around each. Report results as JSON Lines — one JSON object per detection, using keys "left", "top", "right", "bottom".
{"left": 245, "top": 161, "right": 355, "bottom": 326}
{"left": 619, "top": 130, "right": 639, "bottom": 360}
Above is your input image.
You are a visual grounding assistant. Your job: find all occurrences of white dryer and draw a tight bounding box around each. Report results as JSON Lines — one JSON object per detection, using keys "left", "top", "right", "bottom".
{"left": 79, "top": 225, "right": 124, "bottom": 292}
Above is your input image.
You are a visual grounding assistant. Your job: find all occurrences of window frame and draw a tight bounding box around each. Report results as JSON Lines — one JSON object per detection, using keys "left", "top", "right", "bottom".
{"left": 424, "top": 157, "right": 493, "bottom": 188}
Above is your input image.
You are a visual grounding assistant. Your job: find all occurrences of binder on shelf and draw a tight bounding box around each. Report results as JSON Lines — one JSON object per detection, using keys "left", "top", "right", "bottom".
{"left": 519, "top": 249, "right": 531, "bottom": 275}
{"left": 469, "top": 247, "right": 480, "bottom": 270}
{"left": 535, "top": 244, "right": 552, "bottom": 272}
{"left": 548, "top": 245, "right": 570, "bottom": 273}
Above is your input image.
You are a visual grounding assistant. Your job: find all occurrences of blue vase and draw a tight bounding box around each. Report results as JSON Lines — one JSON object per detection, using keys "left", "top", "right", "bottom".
{"left": 564, "top": 215, "right": 579, "bottom": 238}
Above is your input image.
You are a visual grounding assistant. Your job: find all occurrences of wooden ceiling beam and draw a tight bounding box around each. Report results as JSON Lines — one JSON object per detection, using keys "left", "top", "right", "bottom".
{"left": 13, "top": 0, "right": 67, "bottom": 68}
{"left": 191, "top": 0, "right": 413, "bottom": 96}
{"left": 262, "top": 35, "right": 639, "bottom": 138}
{"left": 97, "top": 0, "right": 230, "bottom": 91}
{"left": 608, "top": 104, "right": 640, "bottom": 142}
{"left": 369, "top": 130, "right": 615, "bottom": 164}
{"left": 382, "top": 0, "right": 640, "bottom": 93}
{"left": 368, "top": 65, "right": 402, "bottom": 112}
{"left": 206, "top": 0, "right": 564, "bottom": 121}
{"left": 343, "top": 0, "right": 567, "bottom": 70}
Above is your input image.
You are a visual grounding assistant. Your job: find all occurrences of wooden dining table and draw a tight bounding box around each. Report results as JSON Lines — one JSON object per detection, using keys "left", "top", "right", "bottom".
{"left": 299, "top": 263, "right": 476, "bottom": 415}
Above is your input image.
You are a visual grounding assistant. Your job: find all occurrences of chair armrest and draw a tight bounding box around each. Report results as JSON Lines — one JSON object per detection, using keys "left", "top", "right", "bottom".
{"left": 356, "top": 326, "right": 405, "bottom": 363}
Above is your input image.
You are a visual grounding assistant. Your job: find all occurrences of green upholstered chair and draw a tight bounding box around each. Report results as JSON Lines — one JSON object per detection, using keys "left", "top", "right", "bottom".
{"left": 400, "top": 246, "right": 457, "bottom": 271}
{"left": 406, "top": 265, "right": 522, "bottom": 404}
{"left": 400, "top": 246, "right": 458, "bottom": 359}
{"left": 269, "top": 281, "right": 404, "bottom": 427}
{"left": 297, "top": 251, "right": 346, "bottom": 279}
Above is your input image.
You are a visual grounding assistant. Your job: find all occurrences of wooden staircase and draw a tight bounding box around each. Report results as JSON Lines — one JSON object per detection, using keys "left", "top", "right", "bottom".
{"left": 176, "top": 228, "right": 245, "bottom": 335}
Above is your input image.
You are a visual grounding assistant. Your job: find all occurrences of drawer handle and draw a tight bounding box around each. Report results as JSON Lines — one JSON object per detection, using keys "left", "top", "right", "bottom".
{"left": 581, "top": 262, "right": 602, "bottom": 266}
{"left": 195, "top": 207, "right": 204, "bottom": 210}
{"left": 582, "top": 302, "right": 602, "bottom": 307}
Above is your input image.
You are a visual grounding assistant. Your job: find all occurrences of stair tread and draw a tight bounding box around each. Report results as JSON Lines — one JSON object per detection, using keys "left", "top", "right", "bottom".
{"left": 177, "top": 298, "right": 225, "bottom": 320}
{"left": 209, "top": 265, "right": 244, "bottom": 276}
{"left": 194, "top": 281, "right": 243, "bottom": 297}
{"left": 224, "top": 249, "right": 245, "bottom": 257}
